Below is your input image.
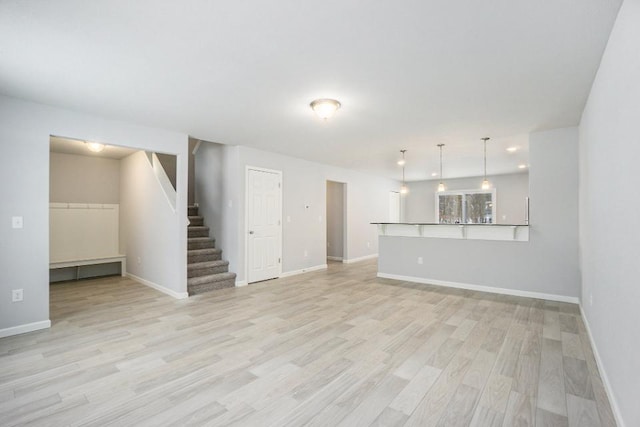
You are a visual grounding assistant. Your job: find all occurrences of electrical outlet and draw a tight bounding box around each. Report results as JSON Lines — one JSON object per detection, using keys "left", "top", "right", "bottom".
{"left": 367, "top": 241, "right": 371, "bottom": 248}
{"left": 590, "top": 293, "right": 593, "bottom": 306}
{"left": 12, "top": 289, "right": 23, "bottom": 302}
{"left": 417, "top": 257, "right": 423, "bottom": 265}
{"left": 318, "top": 215, "right": 322, "bottom": 222}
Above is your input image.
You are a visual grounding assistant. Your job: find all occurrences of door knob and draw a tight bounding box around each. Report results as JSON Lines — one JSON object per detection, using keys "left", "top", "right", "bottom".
{"left": 249, "top": 231, "right": 254, "bottom": 234}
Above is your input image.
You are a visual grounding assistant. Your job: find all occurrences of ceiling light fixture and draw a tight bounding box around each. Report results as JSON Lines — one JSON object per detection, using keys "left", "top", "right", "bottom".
{"left": 437, "top": 144, "right": 446, "bottom": 192}
{"left": 481, "top": 137, "right": 491, "bottom": 190}
{"left": 431, "top": 172, "right": 438, "bottom": 177}
{"left": 506, "top": 147, "right": 518, "bottom": 153}
{"left": 518, "top": 164, "right": 527, "bottom": 169}
{"left": 85, "top": 141, "right": 105, "bottom": 153}
{"left": 399, "top": 149, "right": 409, "bottom": 194}
{"left": 310, "top": 98, "right": 341, "bottom": 120}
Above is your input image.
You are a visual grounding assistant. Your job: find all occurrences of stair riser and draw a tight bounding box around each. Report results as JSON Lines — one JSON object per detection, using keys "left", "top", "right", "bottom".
{"left": 188, "top": 217, "right": 204, "bottom": 226}
{"left": 188, "top": 207, "right": 198, "bottom": 216}
{"left": 188, "top": 265, "right": 229, "bottom": 278}
{"left": 188, "top": 279, "right": 235, "bottom": 295}
{"left": 188, "top": 253, "right": 222, "bottom": 263}
{"left": 188, "top": 240, "right": 215, "bottom": 250}
{"left": 188, "top": 229, "right": 209, "bottom": 238}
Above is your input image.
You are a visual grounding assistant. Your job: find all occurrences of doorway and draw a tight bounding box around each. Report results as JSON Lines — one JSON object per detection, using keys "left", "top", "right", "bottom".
{"left": 246, "top": 167, "right": 282, "bottom": 283}
{"left": 326, "top": 181, "right": 347, "bottom": 262}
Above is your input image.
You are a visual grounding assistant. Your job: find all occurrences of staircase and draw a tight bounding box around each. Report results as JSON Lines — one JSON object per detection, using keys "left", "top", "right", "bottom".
{"left": 187, "top": 205, "right": 236, "bottom": 295}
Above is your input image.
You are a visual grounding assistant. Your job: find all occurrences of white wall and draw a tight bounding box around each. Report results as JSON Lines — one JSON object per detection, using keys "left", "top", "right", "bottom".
{"left": 120, "top": 151, "right": 184, "bottom": 296}
{"left": 195, "top": 144, "right": 399, "bottom": 283}
{"left": 0, "top": 95, "right": 188, "bottom": 336}
{"left": 194, "top": 141, "right": 224, "bottom": 245}
{"left": 405, "top": 173, "right": 529, "bottom": 224}
{"left": 379, "top": 127, "right": 580, "bottom": 299}
{"left": 50, "top": 152, "right": 120, "bottom": 204}
{"left": 579, "top": 1, "right": 640, "bottom": 425}
{"left": 326, "top": 181, "right": 345, "bottom": 259}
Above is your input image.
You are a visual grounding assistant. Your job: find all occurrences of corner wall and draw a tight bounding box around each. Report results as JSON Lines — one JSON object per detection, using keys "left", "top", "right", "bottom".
{"left": 120, "top": 151, "right": 185, "bottom": 297}
{"left": 579, "top": 0, "right": 640, "bottom": 425}
{"left": 0, "top": 95, "right": 188, "bottom": 336}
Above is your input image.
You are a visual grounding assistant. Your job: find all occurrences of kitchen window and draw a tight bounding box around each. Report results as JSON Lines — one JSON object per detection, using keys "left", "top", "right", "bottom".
{"left": 436, "top": 189, "right": 496, "bottom": 224}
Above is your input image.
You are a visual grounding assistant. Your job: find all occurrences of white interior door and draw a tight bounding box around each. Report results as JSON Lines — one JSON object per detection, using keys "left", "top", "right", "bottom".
{"left": 247, "top": 168, "right": 282, "bottom": 283}
{"left": 389, "top": 191, "right": 400, "bottom": 222}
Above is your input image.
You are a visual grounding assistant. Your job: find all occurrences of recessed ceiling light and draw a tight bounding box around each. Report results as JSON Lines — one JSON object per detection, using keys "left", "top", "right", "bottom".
{"left": 310, "top": 98, "right": 341, "bottom": 120}
{"left": 431, "top": 172, "right": 438, "bottom": 177}
{"left": 506, "top": 147, "right": 518, "bottom": 153}
{"left": 85, "top": 142, "right": 105, "bottom": 153}
{"left": 518, "top": 164, "right": 527, "bottom": 169}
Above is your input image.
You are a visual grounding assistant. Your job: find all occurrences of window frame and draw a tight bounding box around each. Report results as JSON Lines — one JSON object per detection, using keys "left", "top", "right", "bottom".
{"left": 434, "top": 188, "right": 497, "bottom": 224}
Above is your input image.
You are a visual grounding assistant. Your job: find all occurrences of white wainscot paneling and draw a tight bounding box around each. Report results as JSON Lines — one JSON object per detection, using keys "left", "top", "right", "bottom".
{"left": 50, "top": 203, "right": 120, "bottom": 263}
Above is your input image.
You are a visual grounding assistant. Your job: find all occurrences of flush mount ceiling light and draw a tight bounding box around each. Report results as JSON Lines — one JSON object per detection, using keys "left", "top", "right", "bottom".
{"left": 310, "top": 98, "right": 341, "bottom": 120}
{"left": 399, "top": 149, "right": 409, "bottom": 194}
{"left": 506, "top": 146, "right": 518, "bottom": 153}
{"left": 518, "top": 164, "right": 527, "bottom": 169}
{"left": 437, "top": 144, "right": 446, "bottom": 192}
{"left": 85, "top": 141, "right": 105, "bottom": 153}
{"left": 481, "top": 137, "right": 491, "bottom": 190}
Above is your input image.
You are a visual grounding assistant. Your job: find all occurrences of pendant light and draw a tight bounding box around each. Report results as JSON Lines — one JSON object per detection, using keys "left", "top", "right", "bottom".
{"left": 437, "top": 144, "right": 446, "bottom": 192}
{"left": 399, "top": 149, "right": 408, "bottom": 194}
{"left": 481, "top": 137, "right": 491, "bottom": 190}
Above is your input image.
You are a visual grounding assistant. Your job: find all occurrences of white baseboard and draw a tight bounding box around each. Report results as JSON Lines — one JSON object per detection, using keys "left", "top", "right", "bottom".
{"left": 280, "top": 264, "right": 328, "bottom": 278}
{"left": 344, "top": 254, "right": 378, "bottom": 264}
{"left": 327, "top": 256, "right": 343, "bottom": 262}
{"left": 126, "top": 273, "right": 189, "bottom": 299}
{"left": 0, "top": 320, "right": 51, "bottom": 338}
{"left": 579, "top": 305, "right": 625, "bottom": 427}
{"left": 377, "top": 272, "right": 580, "bottom": 304}
{"left": 235, "top": 280, "right": 248, "bottom": 287}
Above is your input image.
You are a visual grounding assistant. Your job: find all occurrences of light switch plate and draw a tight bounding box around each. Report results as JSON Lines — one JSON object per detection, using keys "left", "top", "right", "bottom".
{"left": 12, "top": 216, "right": 23, "bottom": 229}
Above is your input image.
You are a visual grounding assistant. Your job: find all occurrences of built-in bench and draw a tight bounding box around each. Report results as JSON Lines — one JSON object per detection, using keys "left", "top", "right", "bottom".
{"left": 50, "top": 255, "right": 127, "bottom": 280}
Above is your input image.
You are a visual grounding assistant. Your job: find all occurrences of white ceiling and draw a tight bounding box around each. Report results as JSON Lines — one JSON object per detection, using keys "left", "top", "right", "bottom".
{"left": 0, "top": 0, "right": 621, "bottom": 181}
{"left": 50, "top": 136, "right": 137, "bottom": 160}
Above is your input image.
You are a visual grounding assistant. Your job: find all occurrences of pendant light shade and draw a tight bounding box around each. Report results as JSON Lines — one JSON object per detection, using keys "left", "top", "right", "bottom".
{"left": 481, "top": 137, "right": 490, "bottom": 189}
{"left": 399, "top": 149, "right": 408, "bottom": 194}
{"left": 437, "top": 144, "right": 445, "bottom": 192}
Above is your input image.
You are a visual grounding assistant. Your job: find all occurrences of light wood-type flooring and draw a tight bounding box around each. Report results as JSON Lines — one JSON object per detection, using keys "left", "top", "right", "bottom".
{"left": 0, "top": 260, "right": 616, "bottom": 426}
